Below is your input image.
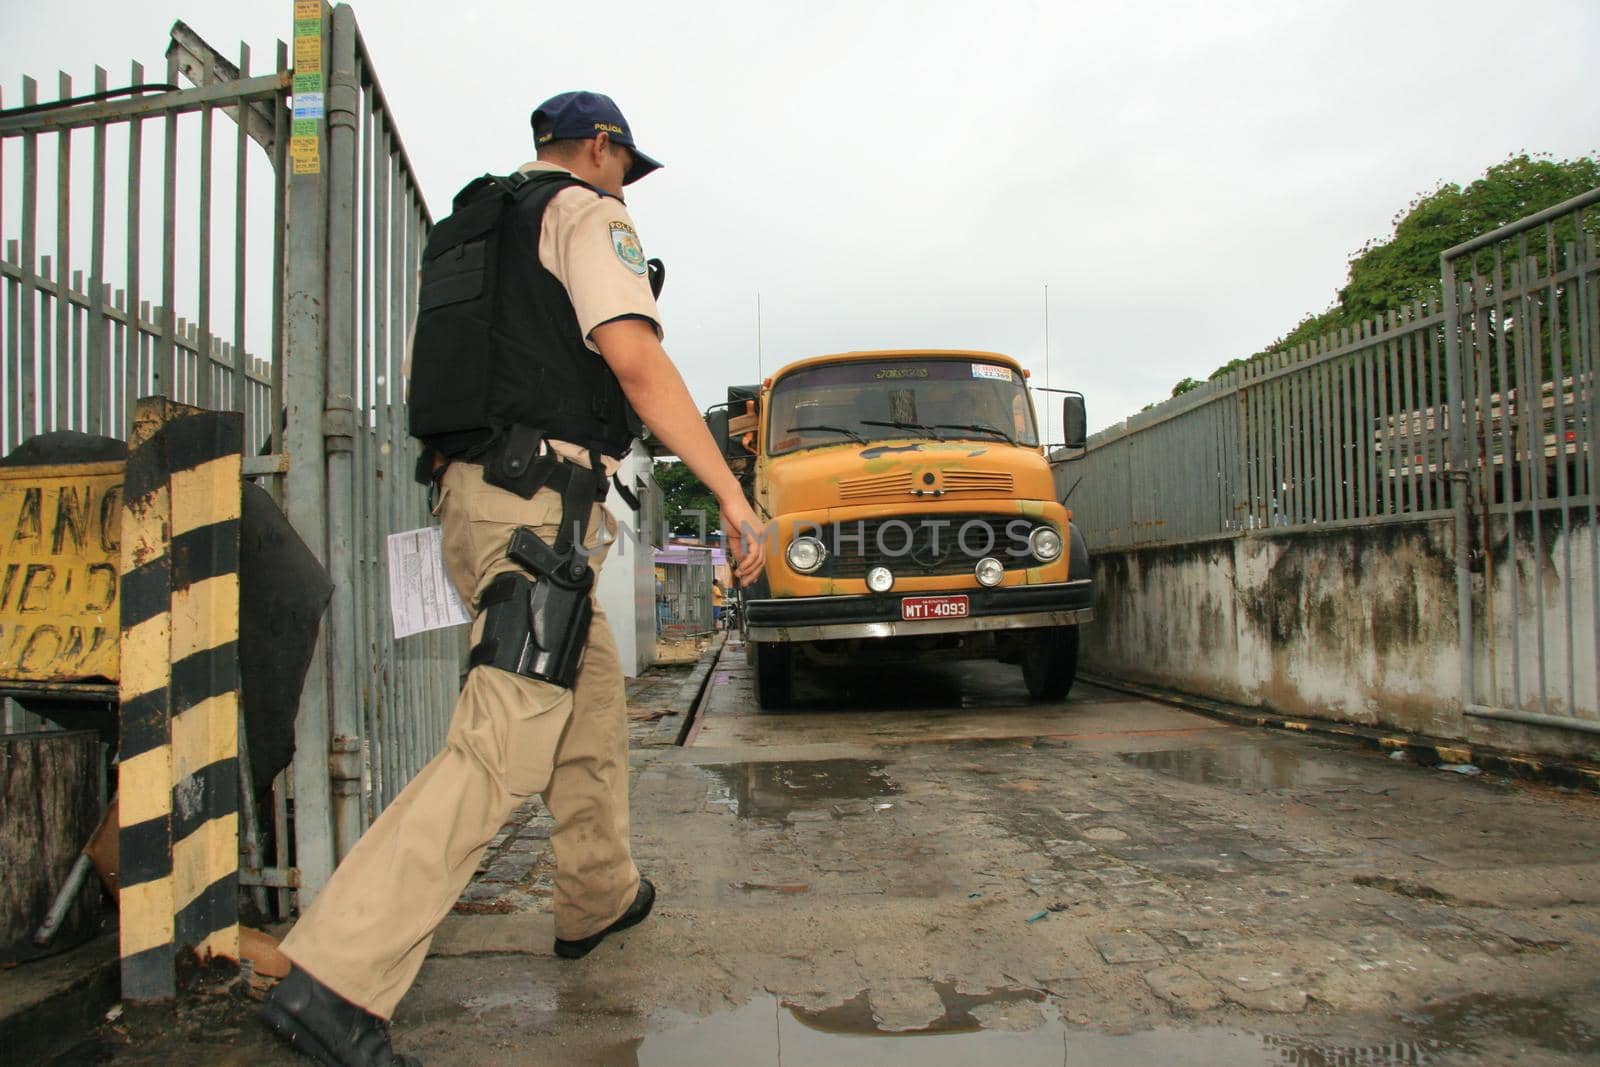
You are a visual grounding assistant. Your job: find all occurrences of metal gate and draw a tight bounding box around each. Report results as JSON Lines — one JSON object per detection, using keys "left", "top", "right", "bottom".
{"left": 658, "top": 547, "right": 714, "bottom": 638}
{"left": 1444, "top": 188, "right": 1600, "bottom": 736}
{"left": 2, "top": 5, "right": 455, "bottom": 904}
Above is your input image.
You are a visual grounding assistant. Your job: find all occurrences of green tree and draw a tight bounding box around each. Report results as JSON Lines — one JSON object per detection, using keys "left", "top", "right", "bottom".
{"left": 1168, "top": 153, "right": 1600, "bottom": 396}
{"left": 654, "top": 460, "right": 721, "bottom": 536}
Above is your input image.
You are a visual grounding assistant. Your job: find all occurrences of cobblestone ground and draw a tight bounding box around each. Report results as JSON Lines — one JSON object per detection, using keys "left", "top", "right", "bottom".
{"left": 64, "top": 640, "right": 1600, "bottom": 1065}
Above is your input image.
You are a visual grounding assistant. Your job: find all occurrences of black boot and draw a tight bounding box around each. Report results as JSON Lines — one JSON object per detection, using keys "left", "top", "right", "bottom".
{"left": 260, "top": 965, "right": 421, "bottom": 1067}
{"left": 554, "top": 878, "right": 656, "bottom": 959}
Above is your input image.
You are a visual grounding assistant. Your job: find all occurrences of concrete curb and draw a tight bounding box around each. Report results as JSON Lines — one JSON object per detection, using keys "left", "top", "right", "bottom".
{"left": 641, "top": 634, "right": 726, "bottom": 748}
{"left": 1080, "top": 672, "right": 1600, "bottom": 794}
{"left": 0, "top": 932, "right": 119, "bottom": 1063}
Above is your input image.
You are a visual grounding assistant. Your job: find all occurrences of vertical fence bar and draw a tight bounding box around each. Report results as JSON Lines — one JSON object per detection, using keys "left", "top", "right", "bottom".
{"left": 269, "top": 42, "right": 288, "bottom": 464}
{"left": 325, "top": 4, "right": 365, "bottom": 852}
{"left": 123, "top": 62, "right": 144, "bottom": 438}
{"left": 54, "top": 72, "right": 72, "bottom": 430}
{"left": 1550, "top": 231, "right": 1576, "bottom": 717}
{"left": 1442, "top": 254, "right": 1474, "bottom": 711}
{"left": 87, "top": 68, "right": 109, "bottom": 435}
{"left": 361, "top": 83, "right": 385, "bottom": 809}
{"left": 1245, "top": 365, "right": 1261, "bottom": 528}
{"left": 157, "top": 53, "right": 179, "bottom": 399}
{"left": 232, "top": 45, "right": 251, "bottom": 422}
{"left": 1582, "top": 227, "right": 1599, "bottom": 717}
{"left": 195, "top": 56, "right": 214, "bottom": 410}
{"left": 1426, "top": 301, "right": 1444, "bottom": 514}
{"left": 389, "top": 122, "right": 411, "bottom": 795}
{"left": 1397, "top": 308, "right": 1418, "bottom": 513}
{"left": 19, "top": 76, "right": 39, "bottom": 443}
{"left": 1519, "top": 245, "right": 1549, "bottom": 716}
{"left": 1320, "top": 341, "right": 1336, "bottom": 522}
{"left": 372, "top": 115, "right": 398, "bottom": 806}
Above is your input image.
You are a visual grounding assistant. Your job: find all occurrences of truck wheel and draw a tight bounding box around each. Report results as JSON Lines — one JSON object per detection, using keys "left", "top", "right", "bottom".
{"left": 1021, "top": 625, "right": 1078, "bottom": 701}
{"left": 753, "top": 641, "right": 793, "bottom": 709}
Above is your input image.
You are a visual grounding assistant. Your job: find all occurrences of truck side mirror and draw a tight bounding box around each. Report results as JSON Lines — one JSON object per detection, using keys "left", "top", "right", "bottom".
{"left": 1062, "top": 393, "right": 1087, "bottom": 449}
{"left": 704, "top": 405, "right": 733, "bottom": 458}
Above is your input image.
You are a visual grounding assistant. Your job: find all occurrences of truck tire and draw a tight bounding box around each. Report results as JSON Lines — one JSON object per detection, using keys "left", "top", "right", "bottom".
{"left": 1021, "top": 625, "right": 1078, "bottom": 701}
{"left": 753, "top": 641, "right": 793, "bottom": 709}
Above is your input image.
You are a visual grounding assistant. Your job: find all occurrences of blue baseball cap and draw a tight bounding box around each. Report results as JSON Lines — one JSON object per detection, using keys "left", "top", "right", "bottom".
{"left": 530, "top": 91, "right": 662, "bottom": 185}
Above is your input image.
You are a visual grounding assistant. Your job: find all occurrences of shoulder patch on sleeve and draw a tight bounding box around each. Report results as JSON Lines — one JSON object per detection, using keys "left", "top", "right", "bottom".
{"left": 609, "top": 220, "right": 648, "bottom": 276}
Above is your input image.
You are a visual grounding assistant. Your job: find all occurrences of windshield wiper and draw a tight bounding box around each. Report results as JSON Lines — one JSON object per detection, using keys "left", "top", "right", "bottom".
{"left": 786, "top": 423, "right": 867, "bottom": 444}
{"left": 932, "top": 422, "right": 1016, "bottom": 445}
{"left": 859, "top": 418, "right": 943, "bottom": 441}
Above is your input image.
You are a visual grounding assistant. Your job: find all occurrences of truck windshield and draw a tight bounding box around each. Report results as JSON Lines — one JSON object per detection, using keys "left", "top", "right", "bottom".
{"left": 767, "top": 357, "right": 1039, "bottom": 456}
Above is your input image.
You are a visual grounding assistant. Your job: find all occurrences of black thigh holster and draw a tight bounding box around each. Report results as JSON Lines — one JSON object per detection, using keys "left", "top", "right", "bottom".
{"left": 469, "top": 526, "right": 595, "bottom": 689}
{"left": 466, "top": 447, "right": 607, "bottom": 689}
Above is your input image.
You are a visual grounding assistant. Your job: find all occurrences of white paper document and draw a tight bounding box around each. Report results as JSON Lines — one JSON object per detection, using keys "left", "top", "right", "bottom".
{"left": 387, "top": 525, "right": 471, "bottom": 638}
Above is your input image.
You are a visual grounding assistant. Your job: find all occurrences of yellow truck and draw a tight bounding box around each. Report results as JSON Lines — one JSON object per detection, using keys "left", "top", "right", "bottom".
{"left": 710, "top": 349, "right": 1094, "bottom": 708}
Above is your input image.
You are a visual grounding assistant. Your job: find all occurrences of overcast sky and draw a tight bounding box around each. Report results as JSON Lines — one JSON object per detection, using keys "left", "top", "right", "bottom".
{"left": 6, "top": 0, "right": 1597, "bottom": 440}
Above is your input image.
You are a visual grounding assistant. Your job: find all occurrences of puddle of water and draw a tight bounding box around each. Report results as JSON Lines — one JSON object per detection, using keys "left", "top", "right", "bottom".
{"left": 1399, "top": 992, "right": 1600, "bottom": 1056}
{"left": 790, "top": 983, "right": 1040, "bottom": 1036}
{"left": 700, "top": 759, "right": 899, "bottom": 822}
{"left": 585, "top": 989, "right": 1522, "bottom": 1067}
{"left": 1121, "top": 743, "right": 1371, "bottom": 791}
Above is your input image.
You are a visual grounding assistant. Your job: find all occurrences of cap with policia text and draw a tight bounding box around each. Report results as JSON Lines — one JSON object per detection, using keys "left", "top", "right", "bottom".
{"left": 530, "top": 91, "right": 662, "bottom": 185}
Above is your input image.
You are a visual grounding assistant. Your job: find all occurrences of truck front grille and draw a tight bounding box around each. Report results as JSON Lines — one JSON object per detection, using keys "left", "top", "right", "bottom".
{"left": 808, "top": 514, "right": 1047, "bottom": 578}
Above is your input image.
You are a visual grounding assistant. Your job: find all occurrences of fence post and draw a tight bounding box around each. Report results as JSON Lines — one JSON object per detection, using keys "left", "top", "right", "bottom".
{"left": 1441, "top": 254, "right": 1474, "bottom": 712}
{"left": 324, "top": 3, "right": 366, "bottom": 856}
{"left": 281, "top": 0, "right": 336, "bottom": 900}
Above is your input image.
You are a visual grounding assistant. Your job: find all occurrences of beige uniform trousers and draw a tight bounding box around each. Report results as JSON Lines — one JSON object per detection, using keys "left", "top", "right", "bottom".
{"left": 279, "top": 462, "right": 640, "bottom": 1019}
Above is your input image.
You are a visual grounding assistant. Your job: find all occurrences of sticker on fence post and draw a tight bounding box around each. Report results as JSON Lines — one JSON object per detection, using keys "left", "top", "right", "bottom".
{"left": 387, "top": 526, "right": 470, "bottom": 638}
{"left": 290, "top": 0, "right": 323, "bottom": 175}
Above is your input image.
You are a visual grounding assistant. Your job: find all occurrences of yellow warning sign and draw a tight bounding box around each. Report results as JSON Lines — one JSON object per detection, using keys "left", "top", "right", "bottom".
{"left": 293, "top": 155, "right": 322, "bottom": 175}
{"left": 0, "top": 462, "right": 123, "bottom": 683}
{"left": 295, "top": 0, "right": 321, "bottom": 19}
{"left": 290, "top": 134, "right": 319, "bottom": 159}
{"left": 295, "top": 35, "right": 322, "bottom": 71}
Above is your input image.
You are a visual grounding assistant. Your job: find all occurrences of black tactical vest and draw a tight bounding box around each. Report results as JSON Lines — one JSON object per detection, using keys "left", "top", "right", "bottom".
{"left": 408, "top": 170, "right": 643, "bottom": 459}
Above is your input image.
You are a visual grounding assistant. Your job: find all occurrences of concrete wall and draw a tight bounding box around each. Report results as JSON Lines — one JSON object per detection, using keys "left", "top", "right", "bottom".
{"left": 1081, "top": 513, "right": 1599, "bottom": 763}
{"left": 597, "top": 448, "right": 659, "bottom": 677}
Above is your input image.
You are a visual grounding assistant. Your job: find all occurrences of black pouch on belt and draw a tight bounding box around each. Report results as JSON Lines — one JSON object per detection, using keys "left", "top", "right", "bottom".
{"left": 482, "top": 423, "right": 552, "bottom": 499}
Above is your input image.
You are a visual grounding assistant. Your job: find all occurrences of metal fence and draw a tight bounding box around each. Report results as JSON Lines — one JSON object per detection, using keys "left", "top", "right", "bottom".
{"left": 1, "top": 35, "right": 290, "bottom": 732}
{"left": 1064, "top": 296, "right": 1459, "bottom": 548}
{"left": 1, "top": 31, "right": 287, "bottom": 462}
{"left": 1060, "top": 187, "right": 1600, "bottom": 736}
{"left": 658, "top": 548, "right": 715, "bottom": 638}
{"left": 1, "top": 7, "right": 459, "bottom": 902}
{"left": 1443, "top": 190, "right": 1600, "bottom": 736}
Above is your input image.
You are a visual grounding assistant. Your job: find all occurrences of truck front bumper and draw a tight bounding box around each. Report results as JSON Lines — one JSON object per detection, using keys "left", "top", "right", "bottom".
{"left": 743, "top": 580, "right": 1094, "bottom": 643}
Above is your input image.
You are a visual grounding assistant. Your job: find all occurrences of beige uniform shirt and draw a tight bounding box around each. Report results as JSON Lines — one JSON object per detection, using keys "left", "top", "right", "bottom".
{"left": 519, "top": 160, "right": 661, "bottom": 475}
{"left": 406, "top": 161, "right": 661, "bottom": 476}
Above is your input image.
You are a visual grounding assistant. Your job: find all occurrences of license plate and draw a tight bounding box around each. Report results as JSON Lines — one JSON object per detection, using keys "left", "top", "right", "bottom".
{"left": 900, "top": 594, "right": 970, "bottom": 621}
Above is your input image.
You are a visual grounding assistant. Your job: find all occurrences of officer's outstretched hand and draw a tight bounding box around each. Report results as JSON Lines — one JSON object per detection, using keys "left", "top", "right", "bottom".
{"left": 720, "top": 497, "right": 767, "bottom": 588}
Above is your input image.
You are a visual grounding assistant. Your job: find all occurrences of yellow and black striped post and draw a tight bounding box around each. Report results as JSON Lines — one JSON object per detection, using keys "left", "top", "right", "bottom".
{"left": 116, "top": 398, "right": 244, "bottom": 1000}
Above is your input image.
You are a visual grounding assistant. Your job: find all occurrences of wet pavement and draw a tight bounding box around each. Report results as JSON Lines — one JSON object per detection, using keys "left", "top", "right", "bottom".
{"left": 65, "top": 639, "right": 1600, "bottom": 1064}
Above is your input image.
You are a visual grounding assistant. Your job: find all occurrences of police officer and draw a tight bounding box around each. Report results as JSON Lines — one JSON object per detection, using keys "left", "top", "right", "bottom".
{"left": 262, "top": 91, "right": 765, "bottom": 1067}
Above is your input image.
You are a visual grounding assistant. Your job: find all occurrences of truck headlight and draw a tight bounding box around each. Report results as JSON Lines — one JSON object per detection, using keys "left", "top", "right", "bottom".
{"left": 975, "top": 557, "right": 1005, "bottom": 587}
{"left": 786, "top": 536, "right": 826, "bottom": 573}
{"left": 866, "top": 566, "right": 894, "bottom": 593}
{"left": 1029, "top": 526, "right": 1062, "bottom": 562}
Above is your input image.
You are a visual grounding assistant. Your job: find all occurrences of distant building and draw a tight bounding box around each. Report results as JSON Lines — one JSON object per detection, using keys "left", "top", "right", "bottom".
{"left": 595, "top": 443, "right": 663, "bottom": 676}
